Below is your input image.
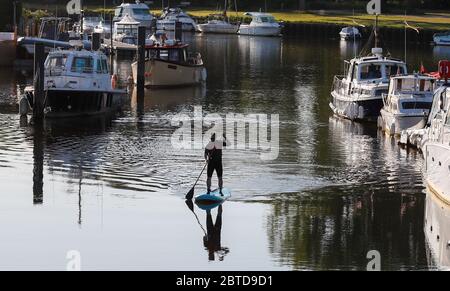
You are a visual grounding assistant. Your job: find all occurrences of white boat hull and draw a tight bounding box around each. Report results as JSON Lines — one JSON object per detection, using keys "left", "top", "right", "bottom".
{"left": 379, "top": 109, "right": 428, "bottom": 136}
{"left": 434, "top": 35, "right": 450, "bottom": 46}
{"left": 424, "top": 141, "right": 450, "bottom": 204}
{"left": 132, "top": 59, "right": 207, "bottom": 88}
{"left": 197, "top": 23, "right": 239, "bottom": 34}
{"left": 424, "top": 190, "right": 450, "bottom": 270}
{"left": 157, "top": 21, "right": 197, "bottom": 32}
{"left": 238, "top": 25, "right": 281, "bottom": 37}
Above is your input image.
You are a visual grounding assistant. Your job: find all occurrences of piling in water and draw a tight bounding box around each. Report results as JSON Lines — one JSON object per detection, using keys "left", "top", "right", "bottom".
{"left": 92, "top": 33, "right": 101, "bottom": 51}
{"left": 136, "top": 26, "right": 146, "bottom": 108}
{"left": 33, "top": 43, "right": 45, "bottom": 123}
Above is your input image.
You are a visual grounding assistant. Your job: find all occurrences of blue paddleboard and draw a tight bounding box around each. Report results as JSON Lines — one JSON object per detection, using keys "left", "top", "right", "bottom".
{"left": 194, "top": 188, "right": 231, "bottom": 205}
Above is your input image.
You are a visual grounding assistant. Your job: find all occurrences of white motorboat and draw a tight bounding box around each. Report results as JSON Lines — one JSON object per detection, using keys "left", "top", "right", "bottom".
{"left": 157, "top": 8, "right": 198, "bottom": 32}
{"left": 113, "top": 15, "right": 140, "bottom": 45}
{"left": 198, "top": 19, "right": 239, "bottom": 34}
{"left": 433, "top": 31, "right": 450, "bottom": 46}
{"left": 330, "top": 47, "right": 407, "bottom": 121}
{"left": 238, "top": 12, "right": 281, "bottom": 37}
{"left": 339, "top": 26, "right": 362, "bottom": 40}
{"left": 131, "top": 31, "right": 206, "bottom": 88}
{"left": 93, "top": 20, "right": 112, "bottom": 38}
{"left": 113, "top": 0, "right": 154, "bottom": 28}
{"left": 379, "top": 74, "right": 435, "bottom": 136}
{"left": 422, "top": 61, "right": 450, "bottom": 268}
{"left": 83, "top": 16, "right": 103, "bottom": 34}
{"left": 25, "top": 50, "right": 127, "bottom": 118}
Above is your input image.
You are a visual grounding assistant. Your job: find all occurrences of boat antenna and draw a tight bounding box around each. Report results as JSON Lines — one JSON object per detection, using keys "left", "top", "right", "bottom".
{"left": 352, "top": 9, "right": 356, "bottom": 58}
{"left": 54, "top": 5, "right": 58, "bottom": 50}
{"left": 374, "top": 13, "right": 379, "bottom": 48}
{"left": 404, "top": 12, "right": 420, "bottom": 65}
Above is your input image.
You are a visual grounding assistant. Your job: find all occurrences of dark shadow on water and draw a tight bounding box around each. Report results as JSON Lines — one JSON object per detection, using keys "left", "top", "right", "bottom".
{"left": 185, "top": 200, "right": 230, "bottom": 262}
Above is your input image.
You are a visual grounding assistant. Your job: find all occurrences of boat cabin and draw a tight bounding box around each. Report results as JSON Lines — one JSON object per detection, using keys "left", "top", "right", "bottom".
{"left": 113, "top": 0, "right": 153, "bottom": 23}
{"left": 388, "top": 75, "right": 435, "bottom": 96}
{"left": 44, "top": 50, "right": 111, "bottom": 90}
{"left": 144, "top": 43, "right": 203, "bottom": 66}
{"left": 244, "top": 12, "right": 277, "bottom": 24}
{"left": 345, "top": 57, "right": 407, "bottom": 83}
{"left": 384, "top": 75, "right": 435, "bottom": 113}
{"left": 113, "top": 15, "right": 140, "bottom": 44}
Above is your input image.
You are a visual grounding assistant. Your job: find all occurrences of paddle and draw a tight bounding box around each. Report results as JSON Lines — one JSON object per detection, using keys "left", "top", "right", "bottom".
{"left": 185, "top": 160, "right": 208, "bottom": 200}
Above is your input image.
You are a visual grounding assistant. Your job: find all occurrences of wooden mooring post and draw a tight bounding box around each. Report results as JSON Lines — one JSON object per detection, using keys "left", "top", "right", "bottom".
{"left": 33, "top": 43, "right": 45, "bottom": 124}
{"left": 92, "top": 33, "right": 101, "bottom": 51}
{"left": 136, "top": 26, "right": 146, "bottom": 113}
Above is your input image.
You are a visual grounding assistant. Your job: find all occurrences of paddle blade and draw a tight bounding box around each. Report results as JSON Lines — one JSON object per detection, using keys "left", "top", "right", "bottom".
{"left": 185, "top": 187, "right": 195, "bottom": 200}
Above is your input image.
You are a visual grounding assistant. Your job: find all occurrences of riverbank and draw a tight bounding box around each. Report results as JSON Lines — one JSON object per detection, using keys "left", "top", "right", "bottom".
{"left": 172, "top": 10, "right": 450, "bottom": 31}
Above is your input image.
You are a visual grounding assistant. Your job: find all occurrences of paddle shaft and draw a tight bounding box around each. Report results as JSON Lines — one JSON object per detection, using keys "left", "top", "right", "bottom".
{"left": 192, "top": 161, "right": 208, "bottom": 189}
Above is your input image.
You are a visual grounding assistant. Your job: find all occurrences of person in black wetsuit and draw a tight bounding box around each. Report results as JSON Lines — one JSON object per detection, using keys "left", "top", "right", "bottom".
{"left": 204, "top": 133, "right": 227, "bottom": 195}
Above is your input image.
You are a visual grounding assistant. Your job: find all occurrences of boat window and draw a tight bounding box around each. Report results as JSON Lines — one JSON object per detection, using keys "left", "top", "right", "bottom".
{"left": 46, "top": 55, "right": 67, "bottom": 69}
{"left": 71, "top": 57, "right": 94, "bottom": 73}
{"left": 360, "top": 63, "right": 382, "bottom": 80}
{"left": 402, "top": 102, "right": 432, "bottom": 110}
{"left": 148, "top": 49, "right": 158, "bottom": 58}
{"left": 397, "top": 78, "right": 416, "bottom": 93}
{"left": 169, "top": 49, "right": 180, "bottom": 62}
{"left": 96, "top": 59, "right": 102, "bottom": 73}
{"left": 386, "top": 64, "right": 405, "bottom": 77}
{"left": 419, "top": 80, "right": 434, "bottom": 92}
{"left": 183, "top": 49, "right": 187, "bottom": 63}
{"left": 101, "top": 59, "right": 109, "bottom": 74}
{"left": 115, "top": 8, "right": 123, "bottom": 17}
{"left": 159, "top": 50, "right": 169, "bottom": 60}
{"left": 133, "top": 8, "right": 150, "bottom": 16}
{"left": 259, "top": 16, "right": 275, "bottom": 23}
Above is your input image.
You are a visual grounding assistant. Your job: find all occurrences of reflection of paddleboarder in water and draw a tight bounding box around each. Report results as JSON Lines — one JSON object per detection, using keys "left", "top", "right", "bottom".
{"left": 203, "top": 205, "right": 229, "bottom": 261}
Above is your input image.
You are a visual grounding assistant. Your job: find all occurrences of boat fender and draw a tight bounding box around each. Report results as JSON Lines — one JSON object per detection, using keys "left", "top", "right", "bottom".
{"left": 19, "top": 96, "right": 29, "bottom": 116}
{"left": 111, "top": 74, "right": 118, "bottom": 89}
{"left": 438, "top": 60, "right": 450, "bottom": 82}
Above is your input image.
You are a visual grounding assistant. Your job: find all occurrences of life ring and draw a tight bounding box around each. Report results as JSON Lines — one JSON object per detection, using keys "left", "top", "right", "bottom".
{"left": 111, "top": 74, "right": 118, "bottom": 89}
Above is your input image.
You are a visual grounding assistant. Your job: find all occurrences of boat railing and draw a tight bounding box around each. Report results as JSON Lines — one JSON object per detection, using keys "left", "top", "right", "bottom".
{"left": 382, "top": 93, "right": 389, "bottom": 106}
{"left": 332, "top": 75, "right": 346, "bottom": 94}
{"left": 332, "top": 75, "right": 379, "bottom": 99}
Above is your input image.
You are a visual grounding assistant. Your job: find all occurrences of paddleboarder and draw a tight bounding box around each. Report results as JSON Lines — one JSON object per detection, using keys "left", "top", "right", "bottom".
{"left": 205, "top": 133, "right": 228, "bottom": 195}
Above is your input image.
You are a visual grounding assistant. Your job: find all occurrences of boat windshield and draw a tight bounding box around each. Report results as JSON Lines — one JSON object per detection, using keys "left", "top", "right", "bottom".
{"left": 147, "top": 48, "right": 186, "bottom": 63}
{"left": 402, "top": 101, "right": 432, "bottom": 110}
{"left": 133, "top": 8, "right": 150, "bottom": 16}
{"left": 360, "top": 63, "right": 382, "bottom": 80}
{"left": 259, "top": 16, "right": 276, "bottom": 23}
{"left": 115, "top": 8, "right": 122, "bottom": 17}
{"left": 46, "top": 55, "right": 68, "bottom": 69}
{"left": 386, "top": 64, "right": 405, "bottom": 78}
{"left": 96, "top": 58, "right": 109, "bottom": 74}
{"left": 71, "top": 56, "right": 94, "bottom": 73}
{"left": 396, "top": 78, "right": 434, "bottom": 93}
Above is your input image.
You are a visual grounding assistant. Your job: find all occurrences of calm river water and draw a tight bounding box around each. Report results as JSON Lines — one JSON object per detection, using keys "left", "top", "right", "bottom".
{"left": 0, "top": 33, "right": 449, "bottom": 270}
